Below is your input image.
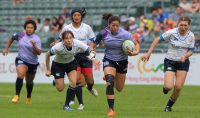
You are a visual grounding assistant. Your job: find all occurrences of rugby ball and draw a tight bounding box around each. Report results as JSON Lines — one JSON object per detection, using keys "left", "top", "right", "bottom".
{"left": 122, "top": 40, "right": 136, "bottom": 55}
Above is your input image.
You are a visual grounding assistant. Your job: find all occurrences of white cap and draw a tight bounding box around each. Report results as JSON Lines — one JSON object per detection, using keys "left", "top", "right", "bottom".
{"left": 120, "top": 15, "right": 128, "bottom": 22}
{"left": 129, "top": 17, "right": 135, "bottom": 22}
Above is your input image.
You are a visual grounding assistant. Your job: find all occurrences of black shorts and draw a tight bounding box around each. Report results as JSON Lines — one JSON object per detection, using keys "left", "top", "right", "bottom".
{"left": 15, "top": 57, "right": 39, "bottom": 75}
{"left": 164, "top": 58, "right": 190, "bottom": 72}
{"left": 103, "top": 57, "right": 128, "bottom": 74}
{"left": 51, "top": 59, "right": 77, "bottom": 79}
{"left": 75, "top": 53, "right": 92, "bottom": 68}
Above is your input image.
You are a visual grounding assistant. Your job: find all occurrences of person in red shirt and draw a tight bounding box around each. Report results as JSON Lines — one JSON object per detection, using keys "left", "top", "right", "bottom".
{"left": 165, "top": 20, "right": 174, "bottom": 31}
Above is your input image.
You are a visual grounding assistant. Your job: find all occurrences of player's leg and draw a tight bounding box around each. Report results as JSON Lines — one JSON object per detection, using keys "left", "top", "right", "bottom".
{"left": 63, "top": 70, "right": 77, "bottom": 110}
{"left": 114, "top": 73, "right": 126, "bottom": 92}
{"left": 12, "top": 63, "right": 28, "bottom": 103}
{"left": 104, "top": 67, "right": 116, "bottom": 116}
{"left": 80, "top": 73, "right": 86, "bottom": 87}
{"left": 165, "top": 70, "right": 187, "bottom": 112}
{"left": 75, "top": 70, "right": 84, "bottom": 109}
{"left": 25, "top": 74, "right": 35, "bottom": 104}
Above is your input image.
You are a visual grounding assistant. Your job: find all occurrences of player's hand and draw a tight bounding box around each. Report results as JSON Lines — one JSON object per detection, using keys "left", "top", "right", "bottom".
{"left": 142, "top": 53, "right": 151, "bottom": 62}
{"left": 181, "top": 55, "right": 186, "bottom": 63}
{"left": 30, "top": 40, "right": 35, "bottom": 45}
{"left": 50, "top": 42, "right": 55, "bottom": 47}
{"left": 2, "top": 48, "right": 8, "bottom": 56}
{"left": 46, "top": 70, "right": 51, "bottom": 77}
{"left": 92, "top": 59, "right": 101, "bottom": 67}
{"left": 127, "top": 47, "right": 138, "bottom": 56}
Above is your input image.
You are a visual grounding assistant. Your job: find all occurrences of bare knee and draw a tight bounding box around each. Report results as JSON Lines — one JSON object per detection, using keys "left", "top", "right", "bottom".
{"left": 164, "top": 84, "right": 174, "bottom": 91}
{"left": 174, "top": 86, "right": 182, "bottom": 92}
{"left": 56, "top": 86, "right": 64, "bottom": 92}
{"left": 116, "top": 87, "right": 123, "bottom": 92}
{"left": 70, "top": 81, "right": 76, "bottom": 88}
{"left": 18, "top": 73, "right": 26, "bottom": 79}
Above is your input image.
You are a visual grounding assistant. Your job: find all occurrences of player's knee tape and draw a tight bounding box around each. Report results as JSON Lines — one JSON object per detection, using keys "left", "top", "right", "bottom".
{"left": 106, "top": 74, "right": 114, "bottom": 95}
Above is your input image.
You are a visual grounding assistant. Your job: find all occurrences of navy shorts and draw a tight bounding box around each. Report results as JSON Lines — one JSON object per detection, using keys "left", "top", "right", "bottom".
{"left": 75, "top": 53, "right": 92, "bottom": 68}
{"left": 15, "top": 57, "right": 39, "bottom": 75}
{"left": 103, "top": 57, "right": 128, "bottom": 74}
{"left": 164, "top": 58, "right": 190, "bottom": 72}
{"left": 51, "top": 59, "right": 77, "bottom": 79}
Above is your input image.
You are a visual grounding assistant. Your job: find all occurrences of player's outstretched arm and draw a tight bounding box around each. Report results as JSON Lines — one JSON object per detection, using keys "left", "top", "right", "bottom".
{"left": 2, "top": 37, "right": 14, "bottom": 56}
{"left": 142, "top": 37, "right": 162, "bottom": 61}
{"left": 45, "top": 51, "right": 52, "bottom": 77}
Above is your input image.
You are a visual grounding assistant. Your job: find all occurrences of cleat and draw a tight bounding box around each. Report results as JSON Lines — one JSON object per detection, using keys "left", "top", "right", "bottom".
{"left": 102, "top": 76, "right": 106, "bottom": 81}
{"left": 86, "top": 86, "right": 98, "bottom": 96}
{"left": 26, "top": 98, "right": 32, "bottom": 104}
{"left": 52, "top": 80, "right": 56, "bottom": 86}
{"left": 107, "top": 108, "right": 116, "bottom": 116}
{"left": 78, "top": 104, "right": 84, "bottom": 110}
{"left": 69, "top": 100, "right": 75, "bottom": 105}
{"left": 165, "top": 106, "right": 172, "bottom": 112}
{"left": 12, "top": 95, "right": 20, "bottom": 103}
{"left": 163, "top": 87, "right": 169, "bottom": 94}
{"left": 62, "top": 105, "right": 74, "bottom": 110}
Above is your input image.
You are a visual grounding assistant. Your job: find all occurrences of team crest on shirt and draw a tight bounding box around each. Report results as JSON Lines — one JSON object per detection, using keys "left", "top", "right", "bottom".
{"left": 80, "top": 31, "right": 86, "bottom": 34}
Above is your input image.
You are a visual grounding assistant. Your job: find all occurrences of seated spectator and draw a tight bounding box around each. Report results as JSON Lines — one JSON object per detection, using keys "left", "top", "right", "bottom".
{"left": 13, "top": 0, "right": 26, "bottom": 5}
{"left": 25, "top": 16, "right": 32, "bottom": 21}
{"left": 179, "top": 0, "right": 191, "bottom": 10}
{"left": 58, "top": 18, "right": 67, "bottom": 32}
{"left": 194, "top": 34, "right": 200, "bottom": 48}
{"left": 59, "top": 4, "right": 70, "bottom": 20}
{"left": 133, "top": 33, "right": 144, "bottom": 43}
{"left": 154, "top": 22, "right": 165, "bottom": 32}
{"left": 156, "top": 7, "right": 168, "bottom": 26}
{"left": 0, "top": 28, "right": 6, "bottom": 32}
{"left": 128, "top": 17, "right": 138, "bottom": 33}
{"left": 169, "top": 6, "right": 182, "bottom": 27}
{"left": 42, "top": 18, "right": 50, "bottom": 33}
{"left": 120, "top": 15, "right": 129, "bottom": 30}
{"left": 164, "top": 20, "right": 174, "bottom": 31}
{"left": 151, "top": 8, "right": 158, "bottom": 24}
{"left": 51, "top": 17, "right": 59, "bottom": 32}
{"left": 139, "top": 15, "right": 154, "bottom": 32}
{"left": 184, "top": 0, "right": 199, "bottom": 13}
{"left": 35, "top": 18, "right": 43, "bottom": 32}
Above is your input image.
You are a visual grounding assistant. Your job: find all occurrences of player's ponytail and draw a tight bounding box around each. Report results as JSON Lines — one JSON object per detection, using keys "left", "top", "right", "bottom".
{"left": 102, "top": 13, "right": 120, "bottom": 24}
{"left": 81, "top": 8, "right": 86, "bottom": 18}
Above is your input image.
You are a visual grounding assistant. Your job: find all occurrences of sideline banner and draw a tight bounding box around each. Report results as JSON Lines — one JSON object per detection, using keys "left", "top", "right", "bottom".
{"left": 0, "top": 53, "right": 199, "bottom": 85}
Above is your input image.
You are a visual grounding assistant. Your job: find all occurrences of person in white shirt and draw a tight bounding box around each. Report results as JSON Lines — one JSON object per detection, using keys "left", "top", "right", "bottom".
{"left": 45, "top": 30, "right": 100, "bottom": 110}
{"left": 179, "top": 0, "right": 191, "bottom": 9}
{"left": 142, "top": 16, "right": 194, "bottom": 112}
{"left": 50, "top": 8, "right": 99, "bottom": 110}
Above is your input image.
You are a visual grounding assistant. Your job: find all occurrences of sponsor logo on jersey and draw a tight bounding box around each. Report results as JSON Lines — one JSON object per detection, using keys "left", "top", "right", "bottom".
{"left": 80, "top": 31, "right": 86, "bottom": 34}
{"left": 174, "top": 38, "right": 178, "bottom": 41}
{"left": 78, "top": 38, "right": 86, "bottom": 41}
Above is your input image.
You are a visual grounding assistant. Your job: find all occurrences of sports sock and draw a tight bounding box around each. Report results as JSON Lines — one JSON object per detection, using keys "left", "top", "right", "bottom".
{"left": 26, "top": 83, "right": 33, "bottom": 98}
{"left": 166, "top": 97, "right": 176, "bottom": 107}
{"left": 75, "top": 83, "right": 83, "bottom": 104}
{"left": 16, "top": 78, "right": 23, "bottom": 95}
{"left": 65, "top": 86, "right": 75, "bottom": 106}
{"left": 107, "top": 99, "right": 114, "bottom": 110}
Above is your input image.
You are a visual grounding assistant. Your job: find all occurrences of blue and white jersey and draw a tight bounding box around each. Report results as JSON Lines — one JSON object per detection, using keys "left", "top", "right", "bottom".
{"left": 50, "top": 39, "right": 89, "bottom": 64}
{"left": 59, "top": 23, "right": 95, "bottom": 45}
{"left": 12, "top": 32, "right": 41, "bottom": 65}
{"left": 160, "top": 28, "right": 195, "bottom": 61}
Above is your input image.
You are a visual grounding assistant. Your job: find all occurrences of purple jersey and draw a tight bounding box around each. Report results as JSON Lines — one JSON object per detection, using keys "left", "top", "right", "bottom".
{"left": 12, "top": 32, "right": 42, "bottom": 64}
{"left": 93, "top": 27, "right": 134, "bottom": 61}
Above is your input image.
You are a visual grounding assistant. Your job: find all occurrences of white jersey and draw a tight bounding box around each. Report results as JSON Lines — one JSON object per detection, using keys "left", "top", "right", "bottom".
{"left": 160, "top": 28, "right": 195, "bottom": 61}
{"left": 50, "top": 39, "right": 89, "bottom": 63}
{"left": 59, "top": 23, "right": 95, "bottom": 45}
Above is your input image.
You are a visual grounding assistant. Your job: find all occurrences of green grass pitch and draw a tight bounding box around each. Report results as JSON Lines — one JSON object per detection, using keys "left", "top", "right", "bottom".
{"left": 0, "top": 83, "right": 200, "bottom": 118}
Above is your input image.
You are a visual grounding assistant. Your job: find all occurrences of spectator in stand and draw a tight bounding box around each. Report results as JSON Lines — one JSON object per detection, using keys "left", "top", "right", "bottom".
{"left": 154, "top": 22, "right": 165, "bottom": 32}
{"left": 35, "top": 18, "right": 43, "bottom": 32}
{"left": 156, "top": 7, "right": 168, "bottom": 26}
{"left": 194, "top": 34, "right": 200, "bottom": 49}
{"left": 151, "top": 8, "right": 158, "bottom": 24}
{"left": 13, "top": 0, "right": 26, "bottom": 5}
{"left": 51, "top": 17, "right": 59, "bottom": 32}
{"left": 128, "top": 17, "right": 138, "bottom": 33}
{"left": 42, "top": 18, "right": 50, "bottom": 33}
{"left": 179, "top": 0, "right": 191, "bottom": 10}
{"left": 59, "top": 4, "right": 70, "bottom": 20}
{"left": 137, "top": 15, "right": 153, "bottom": 36}
{"left": 169, "top": 6, "right": 182, "bottom": 27}
{"left": 120, "top": 15, "right": 129, "bottom": 31}
{"left": 25, "top": 16, "right": 32, "bottom": 21}
{"left": 165, "top": 20, "right": 174, "bottom": 31}
{"left": 58, "top": 18, "right": 67, "bottom": 32}
{"left": 184, "top": 0, "right": 200, "bottom": 13}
